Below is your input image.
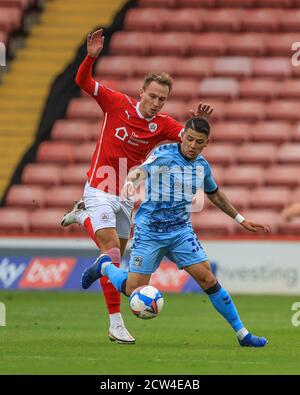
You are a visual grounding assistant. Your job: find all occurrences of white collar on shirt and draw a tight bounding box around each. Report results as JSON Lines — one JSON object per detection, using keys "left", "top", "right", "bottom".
{"left": 136, "top": 102, "right": 155, "bottom": 122}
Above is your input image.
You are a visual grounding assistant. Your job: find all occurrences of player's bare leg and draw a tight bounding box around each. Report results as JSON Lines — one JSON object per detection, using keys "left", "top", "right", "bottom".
{"left": 184, "top": 262, "right": 268, "bottom": 347}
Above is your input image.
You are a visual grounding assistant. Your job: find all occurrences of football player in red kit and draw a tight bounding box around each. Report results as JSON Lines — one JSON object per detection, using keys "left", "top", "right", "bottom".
{"left": 62, "top": 29, "right": 213, "bottom": 344}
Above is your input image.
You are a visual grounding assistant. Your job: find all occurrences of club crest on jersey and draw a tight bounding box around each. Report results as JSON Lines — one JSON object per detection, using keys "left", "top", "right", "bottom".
{"left": 133, "top": 256, "right": 143, "bottom": 267}
{"left": 148, "top": 122, "right": 158, "bottom": 133}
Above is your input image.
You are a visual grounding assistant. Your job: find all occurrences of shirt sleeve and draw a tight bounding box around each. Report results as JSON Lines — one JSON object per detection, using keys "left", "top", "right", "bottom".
{"left": 162, "top": 115, "right": 184, "bottom": 142}
{"left": 204, "top": 162, "right": 218, "bottom": 194}
{"left": 75, "top": 55, "right": 124, "bottom": 112}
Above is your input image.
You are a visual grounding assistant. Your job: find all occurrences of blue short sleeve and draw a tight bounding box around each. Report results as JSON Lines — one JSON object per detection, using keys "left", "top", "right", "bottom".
{"left": 204, "top": 161, "right": 218, "bottom": 194}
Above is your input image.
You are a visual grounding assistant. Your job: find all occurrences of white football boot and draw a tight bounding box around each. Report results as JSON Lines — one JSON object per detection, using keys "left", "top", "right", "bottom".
{"left": 61, "top": 199, "right": 85, "bottom": 227}
{"left": 109, "top": 325, "right": 136, "bottom": 344}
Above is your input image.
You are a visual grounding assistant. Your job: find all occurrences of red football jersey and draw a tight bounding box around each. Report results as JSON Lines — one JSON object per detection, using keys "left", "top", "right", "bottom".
{"left": 76, "top": 56, "right": 183, "bottom": 195}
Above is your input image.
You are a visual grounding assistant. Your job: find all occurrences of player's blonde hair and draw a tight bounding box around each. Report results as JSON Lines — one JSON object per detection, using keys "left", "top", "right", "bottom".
{"left": 143, "top": 72, "right": 173, "bottom": 93}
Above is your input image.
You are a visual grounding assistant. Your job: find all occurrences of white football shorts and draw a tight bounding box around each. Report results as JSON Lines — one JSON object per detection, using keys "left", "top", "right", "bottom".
{"left": 83, "top": 182, "right": 134, "bottom": 239}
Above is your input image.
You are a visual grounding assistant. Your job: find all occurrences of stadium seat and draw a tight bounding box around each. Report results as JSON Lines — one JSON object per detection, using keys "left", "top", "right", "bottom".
{"left": 267, "top": 34, "right": 300, "bottom": 56}
{"left": 234, "top": 209, "right": 279, "bottom": 234}
{"left": 236, "top": 143, "right": 278, "bottom": 165}
{"left": 279, "top": 10, "right": 300, "bottom": 32}
{"left": 61, "top": 164, "right": 89, "bottom": 185}
{"left": 124, "top": 8, "right": 166, "bottom": 31}
{"left": 278, "top": 217, "right": 300, "bottom": 235}
{"left": 223, "top": 166, "right": 265, "bottom": 187}
{"left": 253, "top": 58, "right": 292, "bottom": 78}
{"left": 139, "top": 0, "right": 177, "bottom": 7}
{"left": 45, "top": 186, "right": 83, "bottom": 208}
{"left": 67, "top": 98, "right": 101, "bottom": 121}
{"left": 277, "top": 80, "right": 300, "bottom": 100}
{"left": 6, "top": 185, "right": 46, "bottom": 208}
{"left": 251, "top": 121, "right": 293, "bottom": 144}
{"left": 150, "top": 32, "right": 192, "bottom": 56}
{"left": 213, "top": 57, "right": 252, "bottom": 78}
{"left": 204, "top": 144, "right": 236, "bottom": 166}
{"left": 161, "top": 100, "right": 188, "bottom": 122}
{"left": 109, "top": 32, "right": 151, "bottom": 55}
{"left": 95, "top": 56, "right": 138, "bottom": 78}
{"left": 178, "top": 0, "right": 216, "bottom": 6}
{"left": 30, "top": 209, "right": 67, "bottom": 233}
{"left": 74, "top": 143, "right": 95, "bottom": 163}
{"left": 225, "top": 100, "right": 265, "bottom": 121}
{"left": 51, "top": 120, "right": 93, "bottom": 142}
{"left": 198, "top": 78, "right": 239, "bottom": 99}
{"left": 133, "top": 57, "right": 179, "bottom": 77}
{"left": 0, "top": 30, "right": 7, "bottom": 44}
{"left": 265, "top": 165, "right": 300, "bottom": 188}
{"left": 174, "top": 57, "right": 213, "bottom": 78}
{"left": 266, "top": 101, "right": 300, "bottom": 122}
{"left": 277, "top": 144, "right": 300, "bottom": 165}
{"left": 239, "top": 79, "right": 278, "bottom": 100}
{"left": 227, "top": 33, "right": 267, "bottom": 56}
{"left": 240, "top": 9, "right": 279, "bottom": 32}
{"left": 117, "top": 79, "right": 142, "bottom": 99}
{"left": 189, "top": 99, "right": 227, "bottom": 122}
{"left": 210, "top": 165, "right": 224, "bottom": 186}
{"left": 255, "top": 0, "right": 293, "bottom": 6}
{"left": 191, "top": 209, "right": 235, "bottom": 235}
{"left": 249, "top": 187, "right": 291, "bottom": 210}
{"left": 188, "top": 33, "right": 229, "bottom": 56}
{"left": 221, "top": 186, "right": 251, "bottom": 209}
{"left": 162, "top": 9, "right": 204, "bottom": 32}
{"left": 292, "top": 123, "right": 300, "bottom": 142}
{"left": 201, "top": 9, "right": 244, "bottom": 32}
{"left": 289, "top": 187, "right": 300, "bottom": 203}
{"left": 211, "top": 122, "right": 250, "bottom": 144}
{"left": 21, "top": 164, "right": 62, "bottom": 186}
{"left": 216, "top": 0, "right": 254, "bottom": 6}
{"left": 170, "top": 79, "right": 198, "bottom": 100}
{"left": 0, "top": 208, "right": 29, "bottom": 233}
{"left": 0, "top": 6, "right": 22, "bottom": 32}
{"left": 37, "top": 142, "right": 75, "bottom": 164}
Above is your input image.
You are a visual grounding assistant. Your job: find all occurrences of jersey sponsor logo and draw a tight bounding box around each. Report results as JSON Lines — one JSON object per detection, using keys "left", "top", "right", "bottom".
{"left": 115, "top": 127, "right": 128, "bottom": 141}
{"left": 19, "top": 258, "right": 76, "bottom": 289}
{"left": 0, "top": 257, "right": 27, "bottom": 288}
{"left": 148, "top": 122, "right": 158, "bottom": 133}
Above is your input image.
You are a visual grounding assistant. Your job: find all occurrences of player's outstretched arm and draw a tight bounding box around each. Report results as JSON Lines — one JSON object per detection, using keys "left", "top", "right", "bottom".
{"left": 207, "top": 189, "right": 270, "bottom": 233}
{"left": 189, "top": 103, "right": 214, "bottom": 120}
{"left": 282, "top": 203, "right": 300, "bottom": 222}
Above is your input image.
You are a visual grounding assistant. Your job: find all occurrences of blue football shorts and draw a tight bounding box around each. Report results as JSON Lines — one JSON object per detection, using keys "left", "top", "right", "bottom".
{"left": 129, "top": 225, "right": 208, "bottom": 274}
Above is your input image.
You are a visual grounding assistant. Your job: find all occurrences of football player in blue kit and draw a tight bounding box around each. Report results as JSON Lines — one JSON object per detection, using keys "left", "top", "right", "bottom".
{"left": 82, "top": 117, "right": 269, "bottom": 347}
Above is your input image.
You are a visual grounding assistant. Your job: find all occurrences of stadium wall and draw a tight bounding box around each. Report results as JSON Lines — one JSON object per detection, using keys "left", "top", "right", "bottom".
{"left": 0, "top": 238, "right": 299, "bottom": 295}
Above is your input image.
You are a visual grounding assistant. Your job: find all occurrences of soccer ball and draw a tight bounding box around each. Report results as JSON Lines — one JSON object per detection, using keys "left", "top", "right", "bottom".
{"left": 129, "top": 285, "right": 164, "bottom": 319}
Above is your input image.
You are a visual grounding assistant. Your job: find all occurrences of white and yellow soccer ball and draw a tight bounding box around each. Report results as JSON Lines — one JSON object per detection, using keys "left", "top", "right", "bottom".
{"left": 129, "top": 285, "right": 164, "bottom": 319}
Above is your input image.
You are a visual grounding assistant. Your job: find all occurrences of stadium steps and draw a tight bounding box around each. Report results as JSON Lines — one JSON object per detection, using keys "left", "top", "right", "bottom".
{"left": 0, "top": 0, "right": 126, "bottom": 200}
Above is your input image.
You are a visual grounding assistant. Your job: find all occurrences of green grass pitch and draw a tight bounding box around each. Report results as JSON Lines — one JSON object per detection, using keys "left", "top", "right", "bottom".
{"left": 0, "top": 291, "right": 299, "bottom": 375}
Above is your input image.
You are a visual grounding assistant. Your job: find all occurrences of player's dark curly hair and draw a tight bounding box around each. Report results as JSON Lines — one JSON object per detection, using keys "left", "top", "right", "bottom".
{"left": 185, "top": 117, "right": 210, "bottom": 137}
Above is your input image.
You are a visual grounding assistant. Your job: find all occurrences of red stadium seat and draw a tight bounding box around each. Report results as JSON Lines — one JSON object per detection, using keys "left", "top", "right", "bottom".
{"left": 74, "top": 143, "right": 95, "bottom": 163}
{"left": 21, "top": 164, "right": 62, "bottom": 186}
{"left": 211, "top": 122, "right": 250, "bottom": 144}
{"left": 216, "top": 0, "right": 254, "bottom": 6}
{"left": 0, "top": 30, "right": 7, "bottom": 44}
{"left": 266, "top": 165, "right": 300, "bottom": 188}
{"left": 210, "top": 165, "right": 224, "bottom": 186}
{"left": 225, "top": 100, "right": 265, "bottom": 122}
{"left": 213, "top": 57, "right": 252, "bottom": 78}
{"left": 0, "top": 6, "right": 22, "bottom": 32}
{"left": 189, "top": 33, "right": 229, "bottom": 56}
{"left": 227, "top": 33, "right": 267, "bottom": 56}
{"left": 109, "top": 32, "right": 151, "bottom": 55}
{"left": 6, "top": 185, "right": 45, "bottom": 208}
{"left": 94, "top": 56, "right": 138, "bottom": 78}
{"left": 266, "top": 101, "right": 300, "bottom": 122}
{"left": 240, "top": 9, "right": 279, "bottom": 32}
{"left": 278, "top": 217, "right": 300, "bottom": 235}
{"left": 37, "top": 142, "right": 75, "bottom": 164}
{"left": 133, "top": 57, "right": 179, "bottom": 77}
{"left": 201, "top": 9, "right": 244, "bottom": 31}
{"left": 30, "top": 209, "right": 67, "bottom": 233}
{"left": 236, "top": 143, "right": 277, "bottom": 166}
{"left": 174, "top": 57, "right": 213, "bottom": 78}
{"left": 170, "top": 79, "right": 198, "bottom": 100}
{"left": 51, "top": 120, "right": 93, "bottom": 142}
{"left": 253, "top": 58, "right": 292, "bottom": 78}
{"left": 292, "top": 123, "right": 300, "bottom": 142}
{"left": 198, "top": 78, "right": 239, "bottom": 99}
{"left": 163, "top": 9, "right": 204, "bottom": 32}
{"left": 150, "top": 32, "right": 192, "bottom": 56}
{"left": 0, "top": 208, "right": 29, "bottom": 233}
{"left": 249, "top": 187, "right": 291, "bottom": 210}
{"left": 178, "top": 0, "right": 216, "bottom": 6}
{"left": 223, "top": 166, "right": 264, "bottom": 187}
{"left": 239, "top": 79, "right": 278, "bottom": 100}
{"left": 124, "top": 8, "right": 166, "bottom": 31}
{"left": 191, "top": 209, "right": 235, "bottom": 235}
{"left": 289, "top": 187, "right": 300, "bottom": 203}
{"left": 204, "top": 144, "right": 236, "bottom": 166}
{"left": 279, "top": 10, "right": 300, "bottom": 32}
{"left": 0, "top": 0, "right": 32, "bottom": 8}
{"left": 67, "top": 98, "right": 101, "bottom": 121}
{"left": 161, "top": 100, "right": 188, "bottom": 122}
{"left": 189, "top": 99, "right": 227, "bottom": 122}
{"left": 117, "top": 79, "right": 141, "bottom": 99}
{"left": 277, "top": 80, "right": 300, "bottom": 100}
{"left": 221, "top": 186, "right": 251, "bottom": 209}
{"left": 251, "top": 122, "right": 292, "bottom": 144}
{"left": 267, "top": 34, "right": 300, "bottom": 56}
{"left": 61, "top": 164, "right": 89, "bottom": 185}
{"left": 45, "top": 186, "right": 83, "bottom": 208}
{"left": 234, "top": 209, "right": 279, "bottom": 234}
{"left": 277, "top": 144, "right": 300, "bottom": 165}
{"left": 255, "top": 0, "right": 293, "bottom": 6}
{"left": 139, "top": 0, "right": 177, "bottom": 6}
